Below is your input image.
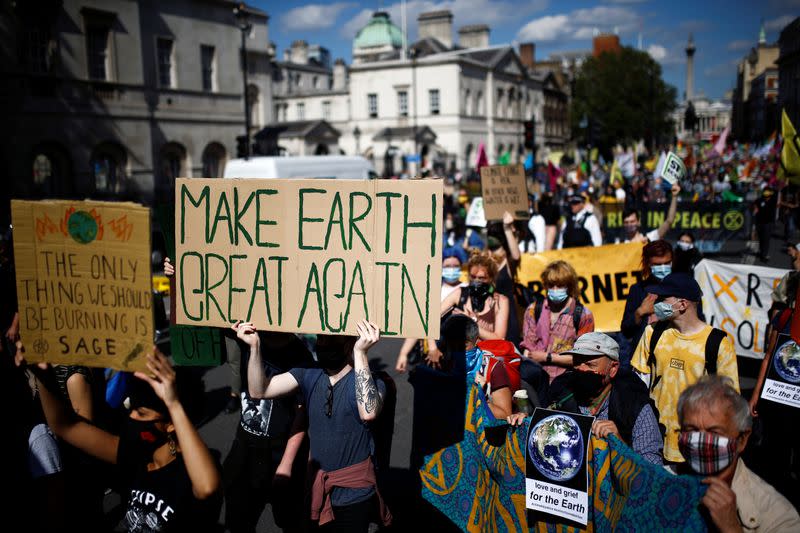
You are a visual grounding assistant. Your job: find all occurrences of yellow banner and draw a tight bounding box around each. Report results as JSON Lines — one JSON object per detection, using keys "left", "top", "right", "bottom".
{"left": 516, "top": 242, "right": 644, "bottom": 332}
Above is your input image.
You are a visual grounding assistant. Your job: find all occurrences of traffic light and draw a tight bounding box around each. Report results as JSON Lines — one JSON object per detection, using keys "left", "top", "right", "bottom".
{"left": 523, "top": 119, "right": 535, "bottom": 150}
{"left": 236, "top": 135, "right": 249, "bottom": 158}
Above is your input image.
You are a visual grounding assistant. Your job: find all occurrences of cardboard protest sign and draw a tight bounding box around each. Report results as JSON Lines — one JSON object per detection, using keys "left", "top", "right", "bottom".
{"left": 517, "top": 243, "right": 644, "bottom": 332}
{"left": 154, "top": 204, "right": 222, "bottom": 367}
{"left": 480, "top": 164, "right": 529, "bottom": 220}
{"left": 760, "top": 334, "right": 800, "bottom": 409}
{"left": 696, "top": 260, "right": 786, "bottom": 359}
{"left": 174, "top": 178, "right": 443, "bottom": 338}
{"left": 465, "top": 197, "right": 486, "bottom": 228}
{"left": 12, "top": 200, "right": 153, "bottom": 372}
{"left": 525, "top": 408, "right": 594, "bottom": 526}
{"left": 655, "top": 151, "right": 686, "bottom": 185}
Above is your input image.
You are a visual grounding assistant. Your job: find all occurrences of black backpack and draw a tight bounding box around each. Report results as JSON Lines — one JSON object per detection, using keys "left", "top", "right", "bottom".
{"left": 561, "top": 212, "right": 593, "bottom": 248}
{"left": 646, "top": 322, "right": 728, "bottom": 392}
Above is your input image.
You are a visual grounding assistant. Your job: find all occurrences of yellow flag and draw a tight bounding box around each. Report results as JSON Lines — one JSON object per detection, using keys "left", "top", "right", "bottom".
{"left": 779, "top": 109, "right": 800, "bottom": 182}
{"left": 590, "top": 147, "right": 599, "bottom": 162}
{"left": 610, "top": 159, "right": 623, "bottom": 185}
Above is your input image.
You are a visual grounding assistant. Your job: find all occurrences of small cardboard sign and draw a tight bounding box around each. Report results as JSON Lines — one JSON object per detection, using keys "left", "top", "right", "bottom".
{"left": 174, "top": 178, "right": 443, "bottom": 339}
{"left": 656, "top": 151, "right": 686, "bottom": 185}
{"left": 479, "top": 164, "right": 529, "bottom": 220}
{"left": 12, "top": 200, "right": 153, "bottom": 372}
{"left": 760, "top": 333, "right": 800, "bottom": 409}
{"left": 465, "top": 197, "right": 487, "bottom": 228}
{"left": 525, "top": 408, "right": 594, "bottom": 526}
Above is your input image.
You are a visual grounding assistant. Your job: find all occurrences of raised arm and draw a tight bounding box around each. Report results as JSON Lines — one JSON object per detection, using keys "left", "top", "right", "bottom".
{"left": 353, "top": 320, "right": 384, "bottom": 422}
{"left": 134, "top": 351, "right": 220, "bottom": 499}
{"left": 656, "top": 184, "right": 681, "bottom": 239}
{"left": 503, "top": 211, "right": 521, "bottom": 262}
{"left": 234, "top": 321, "right": 299, "bottom": 399}
{"left": 31, "top": 360, "right": 120, "bottom": 465}
{"left": 66, "top": 371, "right": 94, "bottom": 421}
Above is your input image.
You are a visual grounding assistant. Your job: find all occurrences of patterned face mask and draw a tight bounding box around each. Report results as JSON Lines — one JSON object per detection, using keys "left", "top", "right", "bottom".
{"left": 678, "top": 431, "right": 738, "bottom": 475}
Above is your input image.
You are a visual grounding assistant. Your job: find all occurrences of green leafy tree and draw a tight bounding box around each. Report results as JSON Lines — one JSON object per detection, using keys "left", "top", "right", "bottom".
{"left": 571, "top": 47, "right": 677, "bottom": 152}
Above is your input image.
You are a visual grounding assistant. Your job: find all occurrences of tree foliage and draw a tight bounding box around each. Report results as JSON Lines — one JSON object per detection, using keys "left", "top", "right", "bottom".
{"left": 571, "top": 47, "right": 677, "bottom": 151}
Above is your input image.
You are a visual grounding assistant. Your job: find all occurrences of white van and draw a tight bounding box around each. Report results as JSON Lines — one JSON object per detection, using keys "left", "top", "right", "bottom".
{"left": 223, "top": 155, "right": 376, "bottom": 180}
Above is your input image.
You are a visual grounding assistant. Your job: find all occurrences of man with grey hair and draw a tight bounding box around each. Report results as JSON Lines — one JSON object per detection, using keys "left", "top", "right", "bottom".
{"left": 677, "top": 376, "right": 799, "bottom": 532}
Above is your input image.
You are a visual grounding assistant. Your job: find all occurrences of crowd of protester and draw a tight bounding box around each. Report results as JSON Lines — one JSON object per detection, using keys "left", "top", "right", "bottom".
{"left": 2, "top": 138, "right": 799, "bottom": 532}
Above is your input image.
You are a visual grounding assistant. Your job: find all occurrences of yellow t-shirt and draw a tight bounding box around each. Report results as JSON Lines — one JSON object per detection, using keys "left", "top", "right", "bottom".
{"left": 631, "top": 324, "right": 740, "bottom": 462}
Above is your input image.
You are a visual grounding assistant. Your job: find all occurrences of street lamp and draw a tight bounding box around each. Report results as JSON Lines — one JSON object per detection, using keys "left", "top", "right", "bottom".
{"left": 234, "top": 3, "right": 252, "bottom": 159}
{"left": 353, "top": 125, "right": 361, "bottom": 155}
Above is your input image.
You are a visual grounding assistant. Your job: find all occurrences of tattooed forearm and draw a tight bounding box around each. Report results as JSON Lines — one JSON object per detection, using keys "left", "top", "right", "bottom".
{"left": 355, "top": 369, "right": 382, "bottom": 415}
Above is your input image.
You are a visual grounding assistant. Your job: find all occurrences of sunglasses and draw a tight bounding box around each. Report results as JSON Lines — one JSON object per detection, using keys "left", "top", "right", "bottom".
{"left": 325, "top": 384, "right": 333, "bottom": 418}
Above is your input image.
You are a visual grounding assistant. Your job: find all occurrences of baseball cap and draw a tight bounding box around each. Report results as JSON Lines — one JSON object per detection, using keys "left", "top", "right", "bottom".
{"left": 646, "top": 272, "right": 703, "bottom": 301}
{"left": 568, "top": 193, "right": 585, "bottom": 204}
{"left": 561, "top": 332, "right": 619, "bottom": 361}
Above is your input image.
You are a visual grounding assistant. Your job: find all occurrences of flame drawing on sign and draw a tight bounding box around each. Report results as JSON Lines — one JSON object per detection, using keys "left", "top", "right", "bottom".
{"left": 35, "top": 213, "right": 60, "bottom": 241}
{"left": 108, "top": 214, "right": 134, "bottom": 242}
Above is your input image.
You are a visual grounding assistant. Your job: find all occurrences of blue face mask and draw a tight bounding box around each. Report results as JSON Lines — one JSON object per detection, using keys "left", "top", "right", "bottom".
{"left": 547, "top": 288, "right": 569, "bottom": 304}
{"left": 442, "top": 267, "right": 461, "bottom": 283}
{"left": 651, "top": 264, "right": 672, "bottom": 280}
{"left": 653, "top": 301, "right": 675, "bottom": 321}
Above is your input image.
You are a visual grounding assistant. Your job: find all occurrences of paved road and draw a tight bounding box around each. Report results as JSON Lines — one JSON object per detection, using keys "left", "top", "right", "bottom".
{"left": 110, "top": 228, "right": 794, "bottom": 531}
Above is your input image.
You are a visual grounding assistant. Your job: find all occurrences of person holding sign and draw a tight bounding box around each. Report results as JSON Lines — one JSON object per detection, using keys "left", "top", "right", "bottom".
{"left": 19, "top": 347, "right": 222, "bottom": 532}
{"left": 677, "top": 376, "right": 800, "bottom": 532}
{"left": 237, "top": 319, "right": 392, "bottom": 532}
{"left": 615, "top": 183, "right": 681, "bottom": 244}
{"left": 515, "top": 333, "right": 663, "bottom": 465}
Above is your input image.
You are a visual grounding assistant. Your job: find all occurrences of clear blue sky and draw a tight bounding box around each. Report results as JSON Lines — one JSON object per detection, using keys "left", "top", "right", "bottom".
{"left": 251, "top": 0, "right": 796, "bottom": 101}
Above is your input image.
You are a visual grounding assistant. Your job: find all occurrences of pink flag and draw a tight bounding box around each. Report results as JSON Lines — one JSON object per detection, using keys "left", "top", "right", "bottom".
{"left": 475, "top": 142, "right": 488, "bottom": 171}
{"left": 547, "top": 161, "right": 562, "bottom": 192}
{"left": 714, "top": 126, "right": 730, "bottom": 155}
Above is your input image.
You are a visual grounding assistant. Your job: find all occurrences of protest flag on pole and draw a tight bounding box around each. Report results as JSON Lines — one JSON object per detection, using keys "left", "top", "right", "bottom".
{"left": 778, "top": 109, "right": 800, "bottom": 183}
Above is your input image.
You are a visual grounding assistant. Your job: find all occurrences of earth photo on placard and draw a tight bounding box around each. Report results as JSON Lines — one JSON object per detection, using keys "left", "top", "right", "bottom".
{"left": 773, "top": 339, "right": 800, "bottom": 384}
{"left": 528, "top": 414, "right": 584, "bottom": 482}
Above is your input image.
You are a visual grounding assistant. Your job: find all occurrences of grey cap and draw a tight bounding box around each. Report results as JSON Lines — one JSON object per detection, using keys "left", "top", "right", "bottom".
{"left": 561, "top": 332, "right": 619, "bottom": 361}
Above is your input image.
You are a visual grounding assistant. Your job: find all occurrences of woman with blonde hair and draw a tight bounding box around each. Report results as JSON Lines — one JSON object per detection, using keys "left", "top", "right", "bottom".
{"left": 519, "top": 260, "right": 595, "bottom": 386}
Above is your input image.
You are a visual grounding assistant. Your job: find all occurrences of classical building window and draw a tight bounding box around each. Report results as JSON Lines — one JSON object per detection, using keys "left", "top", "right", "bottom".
{"left": 25, "top": 26, "right": 55, "bottom": 73}
{"left": 464, "top": 89, "right": 471, "bottom": 115}
{"left": 368, "top": 93, "right": 378, "bottom": 118}
{"left": 86, "top": 25, "right": 110, "bottom": 80}
{"left": 201, "top": 45, "right": 215, "bottom": 92}
{"left": 157, "top": 38, "right": 174, "bottom": 88}
{"left": 91, "top": 142, "right": 126, "bottom": 193}
{"left": 297, "top": 102, "right": 305, "bottom": 120}
{"left": 33, "top": 154, "right": 52, "bottom": 187}
{"left": 202, "top": 142, "right": 226, "bottom": 178}
{"left": 429, "top": 89, "right": 440, "bottom": 115}
{"left": 398, "top": 90, "right": 408, "bottom": 117}
{"left": 322, "top": 100, "right": 331, "bottom": 120}
{"left": 476, "top": 91, "right": 483, "bottom": 115}
{"left": 160, "top": 142, "right": 187, "bottom": 181}
{"left": 313, "top": 76, "right": 319, "bottom": 89}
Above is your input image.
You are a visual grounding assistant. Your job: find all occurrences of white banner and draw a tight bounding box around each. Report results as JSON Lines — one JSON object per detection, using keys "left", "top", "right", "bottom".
{"left": 695, "top": 259, "right": 788, "bottom": 359}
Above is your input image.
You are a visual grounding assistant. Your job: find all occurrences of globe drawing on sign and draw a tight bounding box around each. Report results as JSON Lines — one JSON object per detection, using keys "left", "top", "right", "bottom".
{"left": 773, "top": 340, "right": 800, "bottom": 384}
{"left": 67, "top": 210, "right": 98, "bottom": 244}
{"left": 528, "top": 414, "right": 584, "bottom": 482}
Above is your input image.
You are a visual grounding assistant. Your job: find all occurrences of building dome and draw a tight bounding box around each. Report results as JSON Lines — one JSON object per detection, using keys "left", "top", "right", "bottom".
{"left": 354, "top": 12, "right": 403, "bottom": 50}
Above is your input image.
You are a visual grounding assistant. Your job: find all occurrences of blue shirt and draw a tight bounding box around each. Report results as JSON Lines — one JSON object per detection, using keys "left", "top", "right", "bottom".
{"left": 289, "top": 367, "right": 386, "bottom": 507}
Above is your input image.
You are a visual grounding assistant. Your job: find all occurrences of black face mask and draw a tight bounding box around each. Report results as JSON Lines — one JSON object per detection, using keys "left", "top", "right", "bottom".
{"left": 316, "top": 349, "right": 347, "bottom": 370}
{"left": 121, "top": 417, "right": 168, "bottom": 462}
{"left": 468, "top": 281, "right": 493, "bottom": 311}
{"left": 570, "top": 370, "right": 606, "bottom": 403}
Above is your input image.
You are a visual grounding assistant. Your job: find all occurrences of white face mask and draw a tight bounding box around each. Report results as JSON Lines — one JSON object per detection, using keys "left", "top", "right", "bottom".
{"left": 676, "top": 241, "right": 694, "bottom": 251}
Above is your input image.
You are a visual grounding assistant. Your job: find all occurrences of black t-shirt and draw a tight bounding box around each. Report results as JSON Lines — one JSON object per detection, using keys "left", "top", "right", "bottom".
{"left": 755, "top": 195, "right": 777, "bottom": 225}
{"left": 237, "top": 335, "right": 314, "bottom": 444}
{"left": 539, "top": 203, "right": 560, "bottom": 226}
{"left": 117, "top": 434, "right": 221, "bottom": 532}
